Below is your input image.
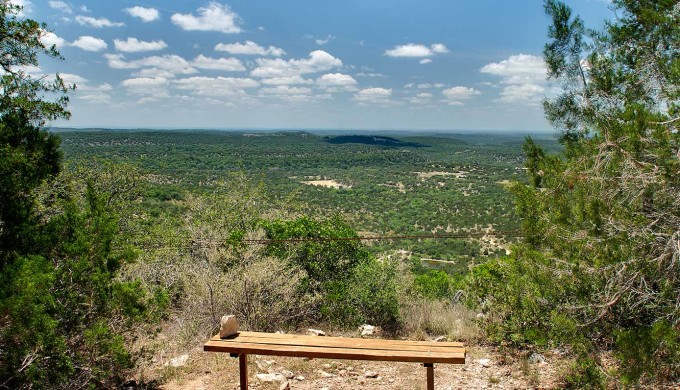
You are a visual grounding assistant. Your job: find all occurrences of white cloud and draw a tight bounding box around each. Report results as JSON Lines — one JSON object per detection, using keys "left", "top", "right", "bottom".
{"left": 315, "top": 35, "right": 335, "bottom": 46}
{"left": 104, "top": 54, "right": 198, "bottom": 76}
{"left": 385, "top": 43, "right": 449, "bottom": 58}
{"left": 430, "top": 43, "right": 448, "bottom": 54}
{"left": 122, "top": 77, "right": 169, "bottom": 96}
{"left": 317, "top": 73, "right": 357, "bottom": 92}
{"left": 356, "top": 72, "right": 385, "bottom": 78}
{"left": 192, "top": 55, "right": 245, "bottom": 71}
{"left": 41, "top": 31, "right": 66, "bottom": 47}
{"left": 259, "top": 76, "right": 312, "bottom": 85}
{"left": 173, "top": 76, "right": 259, "bottom": 97}
{"left": 480, "top": 54, "right": 546, "bottom": 84}
{"left": 385, "top": 44, "right": 432, "bottom": 58}
{"left": 75, "top": 15, "right": 125, "bottom": 28}
{"left": 407, "top": 92, "right": 434, "bottom": 104}
{"left": 258, "top": 85, "right": 315, "bottom": 102}
{"left": 103, "top": 53, "right": 137, "bottom": 69}
{"left": 419, "top": 59, "right": 432, "bottom": 64}
{"left": 498, "top": 84, "right": 546, "bottom": 104}
{"left": 215, "top": 41, "right": 284, "bottom": 56}
{"left": 48, "top": 1, "right": 72, "bottom": 13}
{"left": 251, "top": 50, "right": 342, "bottom": 78}
{"left": 114, "top": 37, "right": 167, "bottom": 53}
{"left": 442, "top": 86, "right": 480, "bottom": 105}
{"left": 56, "top": 73, "right": 112, "bottom": 103}
{"left": 79, "top": 5, "right": 89, "bottom": 12}
{"left": 353, "top": 87, "right": 392, "bottom": 104}
{"left": 125, "top": 6, "right": 160, "bottom": 22}
{"left": 58, "top": 73, "right": 88, "bottom": 84}
{"left": 317, "top": 73, "right": 356, "bottom": 86}
{"left": 71, "top": 36, "right": 107, "bottom": 51}
{"left": 11, "top": 0, "right": 32, "bottom": 16}
{"left": 260, "top": 86, "right": 312, "bottom": 95}
{"left": 171, "top": 2, "right": 241, "bottom": 33}
{"left": 480, "top": 54, "right": 549, "bottom": 104}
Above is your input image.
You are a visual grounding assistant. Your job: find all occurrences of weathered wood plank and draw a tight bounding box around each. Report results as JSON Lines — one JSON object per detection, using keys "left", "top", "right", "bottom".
{"left": 213, "top": 331, "right": 464, "bottom": 348}
{"left": 204, "top": 338, "right": 465, "bottom": 364}
{"left": 212, "top": 333, "right": 464, "bottom": 354}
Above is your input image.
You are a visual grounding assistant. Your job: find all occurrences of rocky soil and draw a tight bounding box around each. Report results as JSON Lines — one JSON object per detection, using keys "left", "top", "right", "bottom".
{"left": 157, "top": 343, "right": 567, "bottom": 389}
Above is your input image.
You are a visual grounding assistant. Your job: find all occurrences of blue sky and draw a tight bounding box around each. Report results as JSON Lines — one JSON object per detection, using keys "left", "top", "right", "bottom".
{"left": 21, "top": 0, "right": 612, "bottom": 131}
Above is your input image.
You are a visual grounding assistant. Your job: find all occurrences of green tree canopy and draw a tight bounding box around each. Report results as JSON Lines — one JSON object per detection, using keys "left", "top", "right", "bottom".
{"left": 469, "top": 0, "right": 679, "bottom": 385}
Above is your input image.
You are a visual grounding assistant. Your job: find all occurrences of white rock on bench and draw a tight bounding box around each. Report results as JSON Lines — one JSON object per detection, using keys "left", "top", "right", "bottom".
{"left": 307, "top": 328, "right": 326, "bottom": 336}
{"left": 219, "top": 315, "right": 239, "bottom": 338}
{"left": 359, "top": 324, "right": 375, "bottom": 336}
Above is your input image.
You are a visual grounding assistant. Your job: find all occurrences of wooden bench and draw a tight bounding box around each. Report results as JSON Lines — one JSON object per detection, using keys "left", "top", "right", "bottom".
{"left": 204, "top": 331, "right": 466, "bottom": 389}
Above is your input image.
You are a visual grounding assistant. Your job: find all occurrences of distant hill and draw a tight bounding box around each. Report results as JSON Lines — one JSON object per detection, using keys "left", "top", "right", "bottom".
{"left": 323, "top": 135, "right": 427, "bottom": 147}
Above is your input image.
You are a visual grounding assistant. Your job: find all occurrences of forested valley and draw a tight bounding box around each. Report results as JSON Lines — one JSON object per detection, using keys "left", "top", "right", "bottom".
{"left": 1, "top": 0, "right": 678, "bottom": 388}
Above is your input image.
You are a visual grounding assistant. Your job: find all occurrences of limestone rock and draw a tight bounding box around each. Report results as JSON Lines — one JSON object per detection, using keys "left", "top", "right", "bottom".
{"left": 219, "top": 315, "right": 239, "bottom": 338}
{"left": 432, "top": 336, "right": 447, "bottom": 342}
{"left": 478, "top": 358, "right": 492, "bottom": 368}
{"left": 359, "top": 324, "right": 375, "bottom": 336}
{"left": 281, "top": 369, "right": 294, "bottom": 379}
{"left": 528, "top": 352, "right": 546, "bottom": 364}
{"left": 255, "top": 373, "right": 286, "bottom": 383}
{"left": 364, "top": 370, "right": 379, "bottom": 378}
{"left": 318, "top": 370, "right": 334, "bottom": 378}
{"left": 165, "top": 354, "right": 189, "bottom": 368}
{"left": 307, "top": 328, "right": 326, "bottom": 336}
{"left": 279, "top": 381, "right": 290, "bottom": 390}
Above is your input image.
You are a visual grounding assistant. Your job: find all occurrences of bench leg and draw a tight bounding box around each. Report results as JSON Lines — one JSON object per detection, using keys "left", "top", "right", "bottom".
{"left": 239, "top": 353, "right": 248, "bottom": 389}
{"left": 424, "top": 363, "right": 434, "bottom": 390}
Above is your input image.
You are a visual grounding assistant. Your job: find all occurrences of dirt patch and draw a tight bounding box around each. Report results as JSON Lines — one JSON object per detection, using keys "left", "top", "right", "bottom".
{"left": 301, "top": 180, "right": 351, "bottom": 189}
{"left": 155, "top": 345, "right": 568, "bottom": 389}
{"left": 415, "top": 171, "right": 467, "bottom": 179}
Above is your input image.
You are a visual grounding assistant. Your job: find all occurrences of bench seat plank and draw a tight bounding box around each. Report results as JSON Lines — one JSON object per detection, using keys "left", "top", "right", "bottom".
{"left": 204, "top": 332, "right": 465, "bottom": 364}
{"left": 229, "top": 331, "right": 464, "bottom": 348}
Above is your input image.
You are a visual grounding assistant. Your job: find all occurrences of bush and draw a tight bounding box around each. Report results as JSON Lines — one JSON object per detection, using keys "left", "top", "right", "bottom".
{"left": 323, "top": 259, "right": 401, "bottom": 332}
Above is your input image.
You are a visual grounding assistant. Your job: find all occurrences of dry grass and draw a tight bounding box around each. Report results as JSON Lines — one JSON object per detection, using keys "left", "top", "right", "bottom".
{"left": 400, "top": 298, "right": 482, "bottom": 342}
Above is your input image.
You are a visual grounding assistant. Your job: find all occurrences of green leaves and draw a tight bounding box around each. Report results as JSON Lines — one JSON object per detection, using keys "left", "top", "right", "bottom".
{"left": 466, "top": 0, "right": 680, "bottom": 385}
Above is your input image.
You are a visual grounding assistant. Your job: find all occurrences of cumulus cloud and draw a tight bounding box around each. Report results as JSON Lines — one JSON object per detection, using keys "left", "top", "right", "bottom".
{"left": 442, "top": 86, "right": 480, "bottom": 105}
{"left": 385, "top": 43, "right": 449, "bottom": 58}
{"left": 407, "top": 92, "right": 434, "bottom": 104}
{"left": 125, "top": 6, "right": 160, "bottom": 22}
{"left": 480, "top": 54, "right": 548, "bottom": 103}
{"left": 315, "top": 35, "right": 335, "bottom": 46}
{"left": 215, "top": 41, "right": 285, "bottom": 56}
{"left": 480, "top": 54, "right": 546, "bottom": 84}
{"left": 104, "top": 54, "right": 197, "bottom": 76}
{"left": 41, "top": 31, "right": 66, "bottom": 47}
{"left": 260, "top": 86, "right": 312, "bottom": 95}
{"left": 121, "top": 77, "right": 169, "bottom": 97}
{"left": 192, "top": 55, "right": 245, "bottom": 71}
{"left": 11, "top": 0, "right": 32, "bottom": 16}
{"left": 58, "top": 73, "right": 113, "bottom": 103}
{"left": 171, "top": 2, "right": 241, "bottom": 33}
{"left": 114, "top": 37, "right": 167, "bottom": 53}
{"left": 71, "top": 36, "right": 107, "bottom": 51}
{"left": 173, "top": 76, "right": 259, "bottom": 97}
{"left": 258, "top": 85, "right": 317, "bottom": 103}
{"left": 419, "top": 59, "right": 432, "bottom": 64}
{"left": 498, "top": 83, "right": 547, "bottom": 104}
{"left": 317, "top": 73, "right": 357, "bottom": 87}
{"left": 251, "top": 50, "right": 342, "bottom": 78}
{"left": 353, "top": 87, "right": 392, "bottom": 104}
{"left": 317, "top": 73, "right": 357, "bottom": 92}
{"left": 259, "top": 76, "right": 312, "bottom": 85}
{"left": 75, "top": 15, "right": 125, "bottom": 28}
{"left": 48, "top": 1, "right": 72, "bottom": 13}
